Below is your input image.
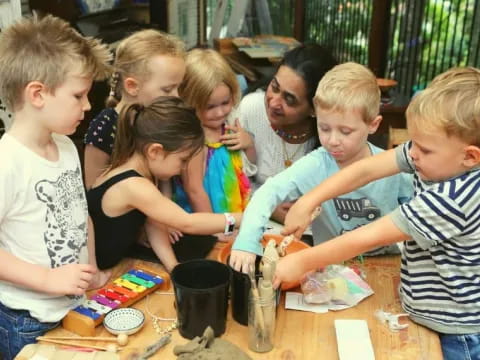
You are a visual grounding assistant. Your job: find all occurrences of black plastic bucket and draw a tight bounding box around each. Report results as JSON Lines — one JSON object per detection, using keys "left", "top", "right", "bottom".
{"left": 171, "top": 259, "right": 230, "bottom": 339}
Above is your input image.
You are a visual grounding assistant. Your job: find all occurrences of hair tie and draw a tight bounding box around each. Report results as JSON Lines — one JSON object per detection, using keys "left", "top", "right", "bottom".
{"left": 131, "top": 104, "right": 144, "bottom": 127}
{"left": 109, "top": 72, "right": 119, "bottom": 97}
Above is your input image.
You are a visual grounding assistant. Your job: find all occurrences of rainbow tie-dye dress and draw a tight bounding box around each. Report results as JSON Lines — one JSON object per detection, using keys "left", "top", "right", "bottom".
{"left": 174, "top": 141, "right": 251, "bottom": 213}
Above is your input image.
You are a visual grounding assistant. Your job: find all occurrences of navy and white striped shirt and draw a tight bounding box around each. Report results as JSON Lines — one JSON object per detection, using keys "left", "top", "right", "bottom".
{"left": 390, "top": 141, "right": 480, "bottom": 334}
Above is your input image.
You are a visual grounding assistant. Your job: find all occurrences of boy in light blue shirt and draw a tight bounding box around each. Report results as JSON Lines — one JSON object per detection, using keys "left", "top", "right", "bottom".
{"left": 230, "top": 62, "right": 412, "bottom": 272}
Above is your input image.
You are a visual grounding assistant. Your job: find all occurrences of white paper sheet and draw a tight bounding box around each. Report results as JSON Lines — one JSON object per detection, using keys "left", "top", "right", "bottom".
{"left": 335, "top": 319, "right": 375, "bottom": 360}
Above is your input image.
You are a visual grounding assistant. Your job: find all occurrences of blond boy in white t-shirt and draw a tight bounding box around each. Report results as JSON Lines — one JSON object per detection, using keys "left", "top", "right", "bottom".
{"left": 0, "top": 15, "right": 111, "bottom": 358}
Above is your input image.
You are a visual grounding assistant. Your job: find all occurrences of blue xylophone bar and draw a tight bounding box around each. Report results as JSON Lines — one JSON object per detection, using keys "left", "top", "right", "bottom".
{"left": 74, "top": 306, "right": 102, "bottom": 320}
{"left": 128, "top": 269, "right": 164, "bottom": 284}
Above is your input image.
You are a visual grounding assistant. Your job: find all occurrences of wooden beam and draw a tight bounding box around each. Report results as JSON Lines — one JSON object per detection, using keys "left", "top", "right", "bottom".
{"left": 294, "top": 0, "right": 305, "bottom": 42}
{"left": 198, "top": 0, "right": 207, "bottom": 46}
{"left": 150, "top": 0, "right": 168, "bottom": 31}
{"left": 368, "top": 0, "right": 392, "bottom": 77}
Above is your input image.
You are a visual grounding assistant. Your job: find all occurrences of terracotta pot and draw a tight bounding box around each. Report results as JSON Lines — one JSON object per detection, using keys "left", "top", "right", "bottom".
{"left": 217, "top": 234, "right": 310, "bottom": 290}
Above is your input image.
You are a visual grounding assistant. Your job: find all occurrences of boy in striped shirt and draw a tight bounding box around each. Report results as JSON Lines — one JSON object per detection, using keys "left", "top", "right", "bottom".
{"left": 275, "top": 67, "right": 480, "bottom": 360}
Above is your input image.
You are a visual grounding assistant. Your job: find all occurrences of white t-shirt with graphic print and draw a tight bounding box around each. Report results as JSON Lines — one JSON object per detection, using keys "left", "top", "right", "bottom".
{"left": 0, "top": 133, "right": 88, "bottom": 322}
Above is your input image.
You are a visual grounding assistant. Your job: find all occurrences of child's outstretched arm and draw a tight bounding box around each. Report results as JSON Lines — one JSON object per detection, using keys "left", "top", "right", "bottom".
{"left": 0, "top": 249, "right": 96, "bottom": 296}
{"left": 283, "top": 149, "right": 400, "bottom": 239}
{"left": 181, "top": 148, "right": 213, "bottom": 212}
{"left": 230, "top": 151, "right": 326, "bottom": 273}
{"left": 273, "top": 214, "right": 409, "bottom": 288}
{"left": 158, "top": 180, "right": 183, "bottom": 242}
{"left": 124, "top": 177, "right": 241, "bottom": 234}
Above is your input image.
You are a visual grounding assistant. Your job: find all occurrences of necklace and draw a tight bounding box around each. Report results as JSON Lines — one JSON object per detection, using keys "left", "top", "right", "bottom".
{"left": 281, "top": 140, "right": 304, "bottom": 167}
{"left": 271, "top": 124, "right": 309, "bottom": 141}
{"left": 152, "top": 317, "right": 178, "bottom": 335}
{"left": 146, "top": 292, "right": 178, "bottom": 335}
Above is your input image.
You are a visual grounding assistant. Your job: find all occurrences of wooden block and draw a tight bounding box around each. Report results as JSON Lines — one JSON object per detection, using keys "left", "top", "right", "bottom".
{"left": 62, "top": 309, "right": 97, "bottom": 337}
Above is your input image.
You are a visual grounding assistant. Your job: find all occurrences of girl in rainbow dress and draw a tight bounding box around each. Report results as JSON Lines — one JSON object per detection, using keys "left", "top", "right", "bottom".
{"left": 174, "top": 49, "right": 254, "bottom": 238}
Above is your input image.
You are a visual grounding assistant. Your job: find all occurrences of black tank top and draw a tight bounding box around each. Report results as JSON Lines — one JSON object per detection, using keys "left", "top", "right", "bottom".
{"left": 87, "top": 170, "right": 146, "bottom": 269}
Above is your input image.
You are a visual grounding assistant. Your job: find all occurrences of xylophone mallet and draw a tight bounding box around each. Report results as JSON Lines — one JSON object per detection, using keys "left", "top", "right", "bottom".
{"left": 36, "top": 337, "right": 121, "bottom": 352}
{"left": 37, "top": 333, "right": 128, "bottom": 346}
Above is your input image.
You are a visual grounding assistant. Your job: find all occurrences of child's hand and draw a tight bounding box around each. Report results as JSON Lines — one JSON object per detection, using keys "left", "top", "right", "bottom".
{"left": 282, "top": 202, "right": 318, "bottom": 239}
{"left": 230, "top": 249, "right": 256, "bottom": 273}
{"left": 168, "top": 227, "right": 183, "bottom": 243}
{"left": 43, "top": 263, "right": 96, "bottom": 296}
{"left": 221, "top": 119, "right": 253, "bottom": 150}
{"left": 272, "top": 252, "right": 308, "bottom": 289}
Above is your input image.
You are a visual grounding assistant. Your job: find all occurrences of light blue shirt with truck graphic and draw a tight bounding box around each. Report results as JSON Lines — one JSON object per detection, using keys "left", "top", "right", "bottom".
{"left": 233, "top": 143, "right": 413, "bottom": 256}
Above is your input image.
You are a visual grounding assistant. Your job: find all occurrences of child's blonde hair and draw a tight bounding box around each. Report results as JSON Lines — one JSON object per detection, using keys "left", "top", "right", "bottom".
{"left": 314, "top": 62, "right": 380, "bottom": 124}
{"left": 179, "top": 48, "right": 241, "bottom": 110}
{"left": 0, "top": 14, "right": 111, "bottom": 111}
{"left": 406, "top": 67, "right": 480, "bottom": 146}
{"left": 107, "top": 29, "right": 185, "bottom": 107}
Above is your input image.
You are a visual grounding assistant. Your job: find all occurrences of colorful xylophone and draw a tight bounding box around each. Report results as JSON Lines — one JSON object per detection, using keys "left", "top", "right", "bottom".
{"left": 62, "top": 265, "right": 169, "bottom": 336}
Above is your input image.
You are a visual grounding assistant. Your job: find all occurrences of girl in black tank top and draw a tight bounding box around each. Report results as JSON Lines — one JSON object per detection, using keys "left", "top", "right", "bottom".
{"left": 88, "top": 97, "right": 242, "bottom": 271}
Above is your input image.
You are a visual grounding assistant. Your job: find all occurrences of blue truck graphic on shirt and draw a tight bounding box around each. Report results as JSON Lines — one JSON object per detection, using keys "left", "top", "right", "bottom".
{"left": 334, "top": 197, "right": 380, "bottom": 221}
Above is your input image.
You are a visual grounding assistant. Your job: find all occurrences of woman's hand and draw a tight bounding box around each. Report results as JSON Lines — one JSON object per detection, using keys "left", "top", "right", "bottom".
{"left": 221, "top": 119, "right": 253, "bottom": 151}
{"left": 229, "top": 249, "right": 257, "bottom": 273}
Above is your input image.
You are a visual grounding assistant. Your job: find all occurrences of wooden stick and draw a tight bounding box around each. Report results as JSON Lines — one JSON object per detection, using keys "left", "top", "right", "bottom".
{"left": 36, "top": 337, "right": 120, "bottom": 352}
{"left": 258, "top": 278, "right": 275, "bottom": 331}
{"left": 37, "top": 334, "right": 128, "bottom": 345}
{"left": 249, "top": 264, "right": 265, "bottom": 333}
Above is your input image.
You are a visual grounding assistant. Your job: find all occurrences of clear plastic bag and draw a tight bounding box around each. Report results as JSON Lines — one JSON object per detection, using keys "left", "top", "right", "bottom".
{"left": 301, "top": 265, "right": 373, "bottom": 307}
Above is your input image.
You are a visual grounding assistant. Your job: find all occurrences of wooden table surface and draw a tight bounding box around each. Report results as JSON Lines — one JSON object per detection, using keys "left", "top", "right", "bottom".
{"left": 42, "top": 242, "right": 443, "bottom": 360}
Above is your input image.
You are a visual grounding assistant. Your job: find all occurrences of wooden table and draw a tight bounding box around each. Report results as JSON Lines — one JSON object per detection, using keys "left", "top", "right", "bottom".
{"left": 41, "top": 242, "right": 442, "bottom": 359}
